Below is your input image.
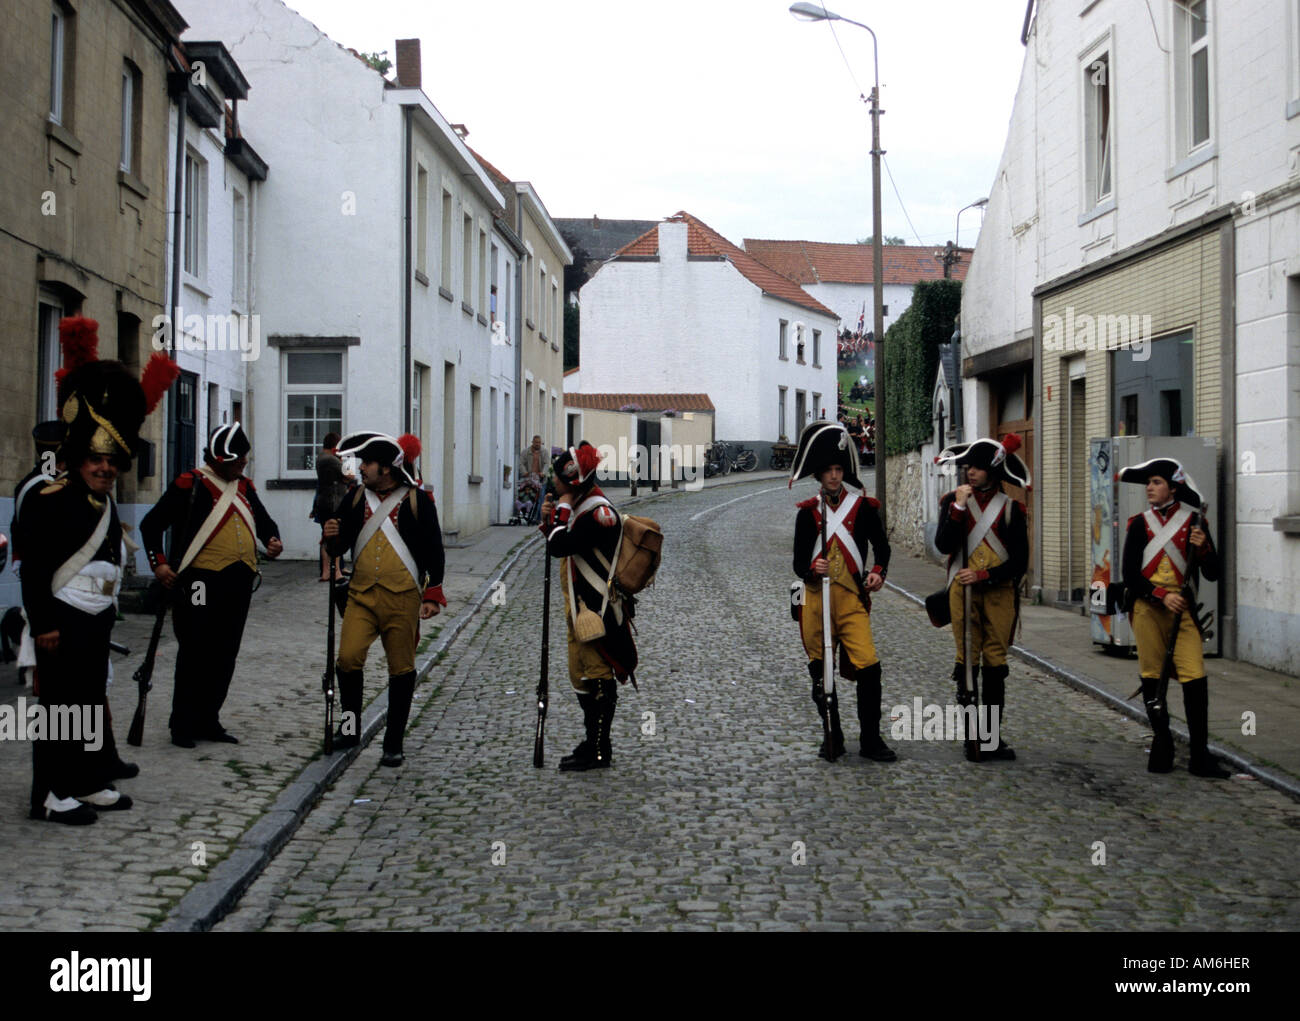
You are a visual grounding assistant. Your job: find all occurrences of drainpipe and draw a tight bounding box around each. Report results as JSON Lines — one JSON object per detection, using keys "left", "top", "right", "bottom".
{"left": 402, "top": 106, "right": 413, "bottom": 435}
{"left": 166, "top": 61, "right": 189, "bottom": 483}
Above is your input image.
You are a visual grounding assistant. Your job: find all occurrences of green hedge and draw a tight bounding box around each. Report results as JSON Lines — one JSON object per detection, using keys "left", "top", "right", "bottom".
{"left": 882, "top": 279, "right": 962, "bottom": 456}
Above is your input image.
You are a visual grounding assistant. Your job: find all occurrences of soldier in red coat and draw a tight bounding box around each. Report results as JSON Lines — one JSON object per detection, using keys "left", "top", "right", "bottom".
{"left": 1119, "top": 458, "right": 1227, "bottom": 778}
{"left": 934, "top": 434, "right": 1030, "bottom": 761}
{"left": 789, "top": 421, "right": 893, "bottom": 762}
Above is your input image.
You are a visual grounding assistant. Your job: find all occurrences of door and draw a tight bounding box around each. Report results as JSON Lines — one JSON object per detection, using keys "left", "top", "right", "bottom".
{"left": 169, "top": 370, "right": 198, "bottom": 479}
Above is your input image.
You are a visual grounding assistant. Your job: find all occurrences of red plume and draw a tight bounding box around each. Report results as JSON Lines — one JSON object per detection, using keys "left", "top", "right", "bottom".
{"left": 55, "top": 316, "right": 100, "bottom": 390}
{"left": 575, "top": 442, "right": 603, "bottom": 481}
{"left": 1001, "top": 433, "right": 1022, "bottom": 455}
{"left": 140, "top": 351, "right": 182, "bottom": 414}
{"left": 397, "top": 433, "right": 422, "bottom": 465}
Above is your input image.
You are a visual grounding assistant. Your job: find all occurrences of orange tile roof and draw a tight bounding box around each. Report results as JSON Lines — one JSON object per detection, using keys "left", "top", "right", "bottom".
{"left": 742, "top": 239, "right": 972, "bottom": 285}
{"left": 564, "top": 393, "right": 716, "bottom": 412}
{"left": 467, "top": 146, "right": 513, "bottom": 194}
{"left": 612, "top": 213, "right": 835, "bottom": 318}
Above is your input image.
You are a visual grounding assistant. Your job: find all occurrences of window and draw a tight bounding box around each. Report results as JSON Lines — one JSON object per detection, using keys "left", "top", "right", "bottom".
{"left": 490, "top": 242, "right": 499, "bottom": 322}
{"left": 778, "top": 386, "right": 787, "bottom": 438}
{"left": 440, "top": 189, "right": 453, "bottom": 292}
{"left": 37, "top": 294, "right": 64, "bottom": 421}
{"left": 796, "top": 324, "right": 806, "bottom": 364}
{"left": 120, "top": 63, "right": 139, "bottom": 173}
{"left": 538, "top": 265, "right": 546, "bottom": 334}
{"left": 524, "top": 252, "right": 534, "bottom": 327}
{"left": 478, "top": 228, "right": 487, "bottom": 314}
{"left": 470, "top": 384, "right": 482, "bottom": 477}
{"left": 284, "top": 351, "right": 344, "bottom": 473}
{"left": 813, "top": 392, "right": 821, "bottom": 421}
{"left": 232, "top": 190, "right": 248, "bottom": 307}
{"left": 183, "top": 149, "right": 207, "bottom": 280}
{"left": 1083, "top": 50, "right": 1112, "bottom": 206}
{"left": 416, "top": 165, "right": 428, "bottom": 278}
{"left": 463, "top": 213, "right": 473, "bottom": 305}
{"left": 1173, "top": 1, "right": 1212, "bottom": 156}
{"left": 813, "top": 329, "right": 821, "bottom": 367}
{"left": 779, "top": 320, "right": 788, "bottom": 360}
{"left": 1111, "top": 330, "right": 1194, "bottom": 438}
{"left": 50, "top": 5, "right": 68, "bottom": 125}
{"left": 551, "top": 280, "right": 560, "bottom": 343}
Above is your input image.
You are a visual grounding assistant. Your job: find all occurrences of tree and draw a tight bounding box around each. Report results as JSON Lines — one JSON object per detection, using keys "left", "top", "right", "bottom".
{"left": 857, "top": 235, "right": 907, "bottom": 246}
{"left": 563, "top": 302, "right": 579, "bottom": 372}
{"left": 359, "top": 51, "right": 391, "bottom": 76}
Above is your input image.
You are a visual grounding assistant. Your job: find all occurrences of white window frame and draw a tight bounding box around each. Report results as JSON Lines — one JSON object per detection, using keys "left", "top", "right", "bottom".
{"left": 462, "top": 212, "right": 474, "bottom": 306}
{"left": 49, "top": 6, "right": 65, "bottom": 125}
{"left": 1079, "top": 34, "right": 1113, "bottom": 212}
{"left": 478, "top": 226, "right": 487, "bottom": 315}
{"left": 232, "top": 189, "right": 248, "bottom": 310}
{"left": 440, "top": 188, "right": 453, "bottom": 292}
{"left": 470, "top": 384, "right": 482, "bottom": 478}
{"left": 1172, "top": 0, "right": 1213, "bottom": 160}
{"left": 551, "top": 278, "right": 560, "bottom": 345}
{"left": 813, "top": 328, "right": 822, "bottom": 368}
{"left": 779, "top": 319, "right": 788, "bottom": 360}
{"left": 778, "top": 386, "right": 787, "bottom": 439}
{"left": 282, "top": 349, "right": 346, "bottom": 478}
{"left": 416, "top": 164, "right": 429, "bottom": 278}
{"left": 1290, "top": 0, "right": 1300, "bottom": 117}
{"left": 37, "top": 292, "right": 64, "bottom": 422}
{"left": 183, "top": 147, "right": 208, "bottom": 283}
{"left": 120, "top": 65, "right": 133, "bottom": 173}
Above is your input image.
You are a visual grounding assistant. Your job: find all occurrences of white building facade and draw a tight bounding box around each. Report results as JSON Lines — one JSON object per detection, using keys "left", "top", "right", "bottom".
{"left": 960, "top": 0, "right": 1300, "bottom": 672}
{"left": 181, "top": 5, "right": 503, "bottom": 554}
{"left": 578, "top": 214, "right": 838, "bottom": 460}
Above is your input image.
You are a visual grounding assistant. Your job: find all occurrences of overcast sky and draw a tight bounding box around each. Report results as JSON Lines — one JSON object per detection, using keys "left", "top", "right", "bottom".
{"left": 214, "top": 0, "right": 1030, "bottom": 249}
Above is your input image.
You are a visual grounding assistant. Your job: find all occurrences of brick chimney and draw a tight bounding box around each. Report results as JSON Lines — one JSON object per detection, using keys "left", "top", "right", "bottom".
{"left": 395, "top": 39, "right": 421, "bottom": 89}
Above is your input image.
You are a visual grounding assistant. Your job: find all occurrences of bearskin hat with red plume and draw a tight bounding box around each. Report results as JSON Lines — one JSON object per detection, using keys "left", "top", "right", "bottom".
{"left": 55, "top": 316, "right": 180, "bottom": 468}
{"left": 551, "top": 441, "right": 603, "bottom": 491}
{"left": 336, "top": 431, "right": 422, "bottom": 487}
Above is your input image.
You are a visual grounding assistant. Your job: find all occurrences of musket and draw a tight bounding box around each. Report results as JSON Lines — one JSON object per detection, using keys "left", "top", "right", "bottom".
{"left": 817, "top": 487, "right": 835, "bottom": 755}
{"left": 958, "top": 492, "right": 980, "bottom": 761}
{"left": 534, "top": 520, "right": 553, "bottom": 768}
{"left": 126, "top": 594, "right": 168, "bottom": 747}
{"left": 322, "top": 553, "right": 337, "bottom": 754}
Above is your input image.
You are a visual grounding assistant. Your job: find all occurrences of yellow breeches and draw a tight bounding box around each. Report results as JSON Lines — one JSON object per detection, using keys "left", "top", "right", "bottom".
{"left": 337, "top": 585, "right": 421, "bottom": 675}
{"left": 799, "top": 581, "right": 878, "bottom": 670}
{"left": 948, "top": 581, "right": 1016, "bottom": 667}
{"left": 1132, "top": 599, "right": 1205, "bottom": 681}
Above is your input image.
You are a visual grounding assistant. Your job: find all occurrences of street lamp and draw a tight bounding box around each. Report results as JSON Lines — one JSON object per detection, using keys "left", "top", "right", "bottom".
{"left": 955, "top": 197, "right": 988, "bottom": 249}
{"left": 790, "top": 2, "right": 887, "bottom": 526}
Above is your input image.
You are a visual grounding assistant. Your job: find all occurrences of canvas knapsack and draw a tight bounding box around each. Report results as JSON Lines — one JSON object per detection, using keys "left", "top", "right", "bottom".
{"left": 614, "top": 514, "right": 663, "bottom": 594}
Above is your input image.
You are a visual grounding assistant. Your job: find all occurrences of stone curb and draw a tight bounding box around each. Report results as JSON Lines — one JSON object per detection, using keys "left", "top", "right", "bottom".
{"left": 884, "top": 578, "right": 1300, "bottom": 804}
{"left": 158, "top": 532, "right": 540, "bottom": 932}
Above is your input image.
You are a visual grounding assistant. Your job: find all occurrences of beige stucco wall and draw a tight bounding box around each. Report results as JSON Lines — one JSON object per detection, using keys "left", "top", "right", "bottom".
{"left": 1, "top": 0, "right": 175, "bottom": 505}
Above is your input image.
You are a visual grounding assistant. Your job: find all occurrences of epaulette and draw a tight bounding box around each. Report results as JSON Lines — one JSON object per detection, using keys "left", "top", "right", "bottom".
{"left": 865, "top": 496, "right": 881, "bottom": 509}
{"left": 593, "top": 504, "right": 618, "bottom": 528}
{"left": 796, "top": 496, "right": 820, "bottom": 510}
{"left": 38, "top": 477, "right": 68, "bottom": 495}
{"left": 175, "top": 471, "right": 196, "bottom": 490}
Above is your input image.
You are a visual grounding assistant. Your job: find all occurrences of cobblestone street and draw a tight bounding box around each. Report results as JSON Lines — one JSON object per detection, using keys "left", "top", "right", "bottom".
{"left": 216, "top": 481, "right": 1300, "bottom": 931}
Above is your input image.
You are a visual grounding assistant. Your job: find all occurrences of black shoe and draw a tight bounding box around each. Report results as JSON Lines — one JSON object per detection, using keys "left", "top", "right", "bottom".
{"left": 1142, "top": 676, "right": 1174, "bottom": 772}
{"left": 559, "top": 746, "right": 610, "bottom": 772}
{"left": 77, "top": 789, "right": 133, "bottom": 811}
{"left": 171, "top": 733, "right": 196, "bottom": 749}
{"left": 380, "top": 751, "right": 404, "bottom": 767}
{"left": 108, "top": 758, "right": 140, "bottom": 780}
{"left": 560, "top": 741, "right": 593, "bottom": 767}
{"left": 859, "top": 735, "right": 897, "bottom": 762}
{"left": 983, "top": 741, "right": 1016, "bottom": 761}
{"left": 331, "top": 733, "right": 360, "bottom": 752}
{"left": 1189, "top": 752, "right": 1231, "bottom": 779}
{"left": 202, "top": 729, "right": 239, "bottom": 744}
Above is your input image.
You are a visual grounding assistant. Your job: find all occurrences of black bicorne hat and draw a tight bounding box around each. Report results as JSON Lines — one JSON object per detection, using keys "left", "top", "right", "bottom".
{"left": 337, "top": 431, "right": 422, "bottom": 487}
{"left": 205, "top": 422, "right": 250, "bottom": 463}
{"left": 1118, "top": 457, "right": 1205, "bottom": 510}
{"left": 787, "top": 421, "right": 863, "bottom": 491}
{"left": 936, "top": 433, "right": 1031, "bottom": 489}
{"left": 551, "top": 441, "right": 603, "bottom": 489}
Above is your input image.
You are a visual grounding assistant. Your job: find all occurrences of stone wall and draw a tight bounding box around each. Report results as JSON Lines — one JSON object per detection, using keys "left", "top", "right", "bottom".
{"left": 884, "top": 451, "right": 927, "bottom": 557}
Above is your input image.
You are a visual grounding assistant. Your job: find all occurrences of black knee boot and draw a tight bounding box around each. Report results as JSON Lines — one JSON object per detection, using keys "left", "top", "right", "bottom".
{"left": 381, "top": 671, "right": 416, "bottom": 767}
{"left": 809, "top": 660, "right": 845, "bottom": 761}
{"left": 333, "top": 669, "right": 364, "bottom": 750}
{"left": 560, "top": 681, "right": 613, "bottom": 772}
{"left": 1183, "top": 677, "right": 1230, "bottom": 779}
{"left": 980, "top": 664, "right": 1015, "bottom": 760}
{"left": 560, "top": 692, "right": 598, "bottom": 766}
{"left": 855, "top": 663, "right": 896, "bottom": 761}
{"left": 1141, "top": 676, "right": 1175, "bottom": 773}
